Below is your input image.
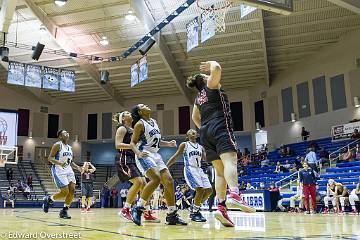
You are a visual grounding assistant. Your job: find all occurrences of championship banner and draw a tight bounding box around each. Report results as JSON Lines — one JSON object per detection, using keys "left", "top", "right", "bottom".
{"left": 60, "top": 69, "right": 75, "bottom": 92}
{"left": 42, "top": 66, "right": 60, "bottom": 90}
{"left": 186, "top": 17, "right": 199, "bottom": 52}
{"left": 0, "top": 110, "right": 18, "bottom": 147}
{"left": 25, "top": 64, "right": 42, "bottom": 88}
{"left": 240, "top": 4, "right": 257, "bottom": 18}
{"left": 332, "top": 121, "right": 360, "bottom": 140}
{"left": 139, "top": 56, "right": 148, "bottom": 83}
{"left": 130, "top": 62, "right": 139, "bottom": 87}
{"left": 7, "top": 61, "right": 25, "bottom": 86}
{"left": 201, "top": 12, "right": 215, "bottom": 43}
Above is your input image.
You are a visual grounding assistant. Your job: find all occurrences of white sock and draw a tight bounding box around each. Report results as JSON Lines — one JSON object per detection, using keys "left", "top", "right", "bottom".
{"left": 50, "top": 196, "right": 55, "bottom": 201}
{"left": 229, "top": 187, "right": 239, "bottom": 195}
{"left": 168, "top": 206, "right": 176, "bottom": 213}
{"left": 193, "top": 205, "right": 200, "bottom": 212}
{"left": 137, "top": 198, "right": 146, "bottom": 207}
{"left": 82, "top": 204, "right": 85, "bottom": 208}
{"left": 352, "top": 206, "right": 356, "bottom": 211}
{"left": 145, "top": 205, "right": 151, "bottom": 211}
{"left": 124, "top": 202, "right": 131, "bottom": 209}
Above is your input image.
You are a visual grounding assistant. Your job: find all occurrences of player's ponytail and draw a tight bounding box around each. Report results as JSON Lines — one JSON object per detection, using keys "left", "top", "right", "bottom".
{"left": 186, "top": 74, "right": 205, "bottom": 91}
{"left": 112, "top": 112, "right": 122, "bottom": 128}
{"left": 131, "top": 105, "right": 141, "bottom": 128}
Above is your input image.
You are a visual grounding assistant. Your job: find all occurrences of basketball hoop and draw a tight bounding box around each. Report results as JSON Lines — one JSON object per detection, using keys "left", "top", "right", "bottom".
{"left": 197, "top": 0, "right": 232, "bottom": 32}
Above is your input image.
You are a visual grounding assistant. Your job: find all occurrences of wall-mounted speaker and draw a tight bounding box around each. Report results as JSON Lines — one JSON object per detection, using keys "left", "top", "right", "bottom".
{"left": 32, "top": 42, "right": 45, "bottom": 61}
{"left": 139, "top": 38, "right": 156, "bottom": 56}
{"left": 100, "top": 70, "right": 109, "bottom": 84}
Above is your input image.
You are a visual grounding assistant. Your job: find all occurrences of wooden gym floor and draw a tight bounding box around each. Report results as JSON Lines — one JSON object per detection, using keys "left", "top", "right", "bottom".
{"left": 1, "top": 208, "right": 359, "bottom": 239}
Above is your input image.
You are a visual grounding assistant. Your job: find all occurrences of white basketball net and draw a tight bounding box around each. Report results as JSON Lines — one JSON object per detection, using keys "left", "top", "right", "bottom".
{"left": 197, "top": 0, "right": 232, "bottom": 33}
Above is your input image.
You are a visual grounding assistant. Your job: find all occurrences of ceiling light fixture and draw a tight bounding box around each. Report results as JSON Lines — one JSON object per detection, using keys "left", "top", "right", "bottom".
{"left": 99, "top": 36, "right": 109, "bottom": 46}
{"left": 125, "top": 9, "right": 136, "bottom": 21}
{"left": 54, "top": 0, "right": 67, "bottom": 6}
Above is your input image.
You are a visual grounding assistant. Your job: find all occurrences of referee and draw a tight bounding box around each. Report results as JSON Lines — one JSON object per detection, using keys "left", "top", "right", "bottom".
{"left": 81, "top": 162, "right": 96, "bottom": 213}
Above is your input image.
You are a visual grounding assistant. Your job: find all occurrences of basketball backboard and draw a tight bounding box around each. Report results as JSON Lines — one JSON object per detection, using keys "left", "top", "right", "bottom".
{"left": 237, "top": 0, "right": 293, "bottom": 15}
{"left": 0, "top": 145, "right": 18, "bottom": 167}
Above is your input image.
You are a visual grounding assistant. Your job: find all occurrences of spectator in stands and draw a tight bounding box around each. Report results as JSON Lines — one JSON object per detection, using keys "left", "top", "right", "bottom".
{"left": 305, "top": 148, "right": 319, "bottom": 172}
{"left": 282, "top": 160, "right": 291, "bottom": 172}
{"left": 309, "top": 141, "right": 319, "bottom": 151}
{"left": 294, "top": 156, "right": 303, "bottom": 170}
{"left": 301, "top": 127, "right": 310, "bottom": 141}
{"left": 279, "top": 145, "right": 286, "bottom": 158}
{"left": 286, "top": 147, "right": 295, "bottom": 157}
{"left": 334, "top": 182, "right": 350, "bottom": 214}
{"left": 246, "top": 182, "right": 255, "bottom": 190}
{"left": 349, "top": 181, "right": 360, "bottom": 214}
{"left": 261, "top": 155, "right": 270, "bottom": 167}
{"left": 259, "top": 182, "right": 265, "bottom": 190}
{"left": 119, "top": 188, "right": 128, "bottom": 208}
{"left": 319, "top": 148, "right": 330, "bottom": 167}
{"left": 268, "top": 184, "right": 285, "bottom": 212}
{"left": 110, "top": 187, "right": 118, "bottom": 208}
{"left": 16, "top": 180, "right": 24, "bottom": 193}
{"left": 239, "top": 181, "right": 246, "bottom": 191}
{"left": 175, "top": 186, "right": 183, "bottom": 209}
{"left": 299, "top": 162, "right": 318, "bottom": 214}
{"left": 100, "top": 185, "right": 109, "bottom": 208}
{"left": 6, "top": 168, "right": 13, "bottom": 183}
{"left": 351, "top": 129, "right": 360, "bottom": 140}
{"left": 275, "top": 161, "right": 282, "bottom": 173}
{"left": 341, "top": 147, "right": 353, "bottom": 162}
{"left": 3, "top": 190, "right": 15, "bottom": 208}
{"left": 23, "top": 184, "right": 31, "bottom": 199}
{"left": 27, "top": 174, "right": 33, "bottom": 190}
{"left": 288, "top": 180, "right": 304, "bottom": 213}
{"left": 356, "top": 144, "right": 360, "bottom": 160}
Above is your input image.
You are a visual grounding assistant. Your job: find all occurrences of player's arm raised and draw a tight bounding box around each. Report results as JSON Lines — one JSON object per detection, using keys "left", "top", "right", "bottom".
{"left": 130, "top": 121, "right": 148, "bottom": 158}
{"left": 192, "top": 104, "right": 201, "bottom": 129}
{"left": 160, "top": 139, "right": 177, "bottom": 148}
{"left": 88, "top": 162, "right": 97, "bottom": 173}
{"left": 166, "top": 143, "right": 186, "bottom": 168}
{"left": 48, "top": 143, "right": 65, "bottom": 167}
{"left": 200, "top": 61, "right": 222, "bottom": 89}
{"left": 71, "top": 162, "right": 82, "bottom": 172}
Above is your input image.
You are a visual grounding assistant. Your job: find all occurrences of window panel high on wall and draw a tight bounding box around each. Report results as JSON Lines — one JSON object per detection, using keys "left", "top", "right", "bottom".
{"left": 281, "top": 87, "right": 294, "bottom": 122}
{"left": 87, "top": 114, "right": 98, "bottom": 140}
{"left": 230, "top": 102, "right": 243, "bottom": 131}
{"left": 312, "top": 76, "right": 328, "bottom": 114}
{"left": 296, "top": 82, "right": 311, "bottom": 118}
{"left": 178, "top": 106, "right": 190, "bottom": 134}
{"left": 330, "top": 74, "right": 347, "bottom": 110}
{"left": 48, "top": 114, "right": 59, "bottom": 138}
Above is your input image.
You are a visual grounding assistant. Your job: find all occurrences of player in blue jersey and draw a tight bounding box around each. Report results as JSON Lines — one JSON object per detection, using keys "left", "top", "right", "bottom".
{"left": 167, "top": 129, "right": 212, "bottom": 222}
{"left": 42, "top": 129, "right": 82, "bottom": 219}
{"left": 130, "top": 104, "right": 187, "bottom": 226}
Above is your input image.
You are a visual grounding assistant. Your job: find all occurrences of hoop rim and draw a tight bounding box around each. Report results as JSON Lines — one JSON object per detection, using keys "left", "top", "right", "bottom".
{"left": 196, "top": 0, "right": 232, "bottom": 11}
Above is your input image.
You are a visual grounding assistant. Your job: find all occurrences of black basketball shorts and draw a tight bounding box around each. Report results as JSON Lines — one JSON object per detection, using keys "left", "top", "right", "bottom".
{"left": 116, "top": 161, "right": 142, "bottom": 182}
{"left": 81, "top": 182, "right": 93, "bottom": 198}
{"left": 199, "top": 118, "right": 237, "bottom": 162}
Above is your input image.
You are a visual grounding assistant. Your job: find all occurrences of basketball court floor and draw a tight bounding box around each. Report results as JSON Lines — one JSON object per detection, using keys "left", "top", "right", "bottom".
{"left": 1, "top": 209, "right": 359, "bottom": 239}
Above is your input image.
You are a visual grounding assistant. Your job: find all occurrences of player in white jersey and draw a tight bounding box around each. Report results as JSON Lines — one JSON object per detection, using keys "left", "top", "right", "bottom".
{"left": 130, "top": 104, "right": 187, "bottom": 226}
{"left": 167, "top": 129, "right": 212, "bottom": 222}
{"left": 42, "top": 129, "right": 81, "bottom": 219}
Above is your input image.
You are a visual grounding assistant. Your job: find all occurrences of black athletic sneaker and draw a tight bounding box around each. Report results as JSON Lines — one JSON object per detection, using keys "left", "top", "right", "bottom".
{"left": 59, "top": 209, "right": 71, "bottom": 219}
{"left": 191, "top": 211, "right": 207, "bottom": 222}
{"left": 132, "top": 206, "right": 145, "bottom": 226}
{"left": 42, "top": 196, "right": 54, "bottom": 213}
{"left": 166, "top": 211, "right": 188, "bottom": 225}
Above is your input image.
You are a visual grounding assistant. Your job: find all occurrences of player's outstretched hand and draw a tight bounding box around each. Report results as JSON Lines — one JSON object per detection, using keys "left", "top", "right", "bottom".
{"left": 199, "top": 61, "right": 211, "bottom": 72}
{"left": 169, "top": 140, "right": 177, "bottom": 147}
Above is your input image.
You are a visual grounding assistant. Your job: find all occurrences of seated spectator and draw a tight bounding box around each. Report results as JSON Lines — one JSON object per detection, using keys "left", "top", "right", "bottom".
{"left": 356, "top": 144, "right": 360, "bottom": 160}
{"left": 246, "top": 182, "right": 255, "bottom": 190}
{"left": 341, "top": 147, "right": 353, "bottom": 162}
{"left": 27, "top": 174, "right": 33, "bottom": 190}
{"left": 286, "top": 147, "right": 295, "bottom": 157}
{"left": 6, "top": 168, "right": 13, "bottom": 183}
{"left": 349, "top": 182, "right": 360, "bottom": 214}
{"left": 309, "top": 141, "right": 319, "bottom": 151}
{"left": 16, "top": 180, "right": 24, "bottom": 192}
{"left": 3, "top": 190, "right": 15, "bottom": 208}
{"left": 261, "top": 155, "right": 270, "bottom": 167}
{"left": 239, "top": 181, "right": 246, "bottom": 191}
{"left": 278, "top": 145, "right": 286, "bottom": 157}
{"left": 351, "top": 129, "right": 360, "bottom": 139}
{"left": 282, "top": 160, "right": 291, "bottom": 172}
{"left": 258, "top": 182, "right": 265, "bottom": 190}
{"left": 8, "top": 183, "right": 16, "bottom": 194}
{"left": 268, "top": 184, "right": 285, "bottom": 212}
{"left": 301, "top": 127, "right": 310, "bottom": 141}
{"left": 23, "top": 184, "right": 31, "bottom": 199}
{"left": 275, "top": 161, "right": 282, "bottom": 173}
{"left": 290, "top": 164, "right": 298, "bottom": 173}
{"left": 295, "top": 156, "right": 304, "bottom": 170}
{"left": 319, "top": 148, "right": 330, "bottom": 167}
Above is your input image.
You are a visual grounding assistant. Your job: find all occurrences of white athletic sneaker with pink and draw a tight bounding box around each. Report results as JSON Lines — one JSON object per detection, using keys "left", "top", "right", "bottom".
{"left": 226, "top": 192, "right": 256, "bottom": 213}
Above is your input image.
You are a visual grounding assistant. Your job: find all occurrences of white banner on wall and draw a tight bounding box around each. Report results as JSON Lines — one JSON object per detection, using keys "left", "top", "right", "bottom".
{"left": 0, "top": 110, "right": 18, "bottom": 147}
{"left": 331, "top": 121, "right": 360, "bottom": 140}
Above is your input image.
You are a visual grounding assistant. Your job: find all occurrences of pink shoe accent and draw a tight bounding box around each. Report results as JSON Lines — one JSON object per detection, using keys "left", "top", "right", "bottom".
{"left": 226, "top": 192, "right": 256, "bottom": 213}
{"left": 144, "top": 210, "right": 161, "bottom": 223}
{"left": 119, "top": 208, "right": 133, "bottom": 221}
{"left": 214, "top": 205, "right": 234, "bottom": 227}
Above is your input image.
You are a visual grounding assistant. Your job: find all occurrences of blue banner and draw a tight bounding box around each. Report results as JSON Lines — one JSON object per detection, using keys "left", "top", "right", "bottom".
{"left": 42, "top": 66, "right": 60, "bottom": 90}
{"left": 7, "top": 61, "right": 25, "bottom": 86}
{"left": 60, "top": 69, "right": 75, "bottom": 92}
{"left": 25, "top": 64, "right": 42, "bottom": 88}
{"left": 130, "top": 62, "right": 139, "bottom": 87}
{"left": 186, "top": 17, "right": 199, "bottom": 52}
